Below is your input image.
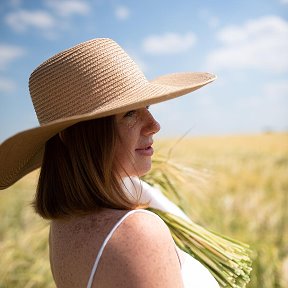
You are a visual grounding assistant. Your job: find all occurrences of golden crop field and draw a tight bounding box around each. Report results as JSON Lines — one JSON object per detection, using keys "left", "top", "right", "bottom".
{"left": 0, "top": 132, "right": 287, "bottom": 288}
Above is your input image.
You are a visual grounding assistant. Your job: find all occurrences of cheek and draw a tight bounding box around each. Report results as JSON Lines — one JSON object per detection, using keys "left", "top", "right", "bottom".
{"left": 116, "top": 118, "right": 139, "bottom": 150}
{"left": 114, "top": 135, "right": 136, "bottom": 176}
{"left": 118, "top": 128, "right": 133, "bottom": 149}
{"left": 115, "top": 127, "right": 136, "bottom": 161}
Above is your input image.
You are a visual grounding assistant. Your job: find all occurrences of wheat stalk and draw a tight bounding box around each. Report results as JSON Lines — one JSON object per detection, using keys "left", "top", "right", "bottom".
{"left": 143, "top": 155, "right": 252, "bottom": 288}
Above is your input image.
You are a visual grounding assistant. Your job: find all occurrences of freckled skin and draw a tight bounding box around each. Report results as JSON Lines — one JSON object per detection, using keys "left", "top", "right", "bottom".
{"left": 49, "top": 108, "right": 183, "bottom": 287}
{"left": 115, "top": 107, "right": 161, "bottom": 177}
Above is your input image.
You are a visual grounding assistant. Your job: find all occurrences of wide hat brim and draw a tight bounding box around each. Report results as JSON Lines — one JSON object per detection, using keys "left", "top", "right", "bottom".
{"left": 0, "top": 72, "right": 216, "bottom": 189}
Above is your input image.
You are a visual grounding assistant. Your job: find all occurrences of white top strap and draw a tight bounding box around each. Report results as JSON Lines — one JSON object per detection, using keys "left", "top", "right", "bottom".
{"left": 86, "top": 209, "right": 159, "bottom": 288}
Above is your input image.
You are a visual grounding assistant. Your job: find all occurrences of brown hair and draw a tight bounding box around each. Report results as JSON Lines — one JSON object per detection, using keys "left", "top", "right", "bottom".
{"left": 33, "top": 116, "right": 147, "bottom": 219}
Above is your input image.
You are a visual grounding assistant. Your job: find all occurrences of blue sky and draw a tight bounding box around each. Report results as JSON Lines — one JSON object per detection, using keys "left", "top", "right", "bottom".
{"left": 0, "top": 0, "right": 287, "bottom": 141}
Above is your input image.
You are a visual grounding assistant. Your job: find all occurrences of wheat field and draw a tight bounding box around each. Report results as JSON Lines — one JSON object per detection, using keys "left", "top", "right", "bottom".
{"left": 0, "top": 133, "right": 287, "bottom": 288}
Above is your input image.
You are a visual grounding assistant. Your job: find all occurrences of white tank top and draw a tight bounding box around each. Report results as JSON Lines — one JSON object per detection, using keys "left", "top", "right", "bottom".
{"left": 86, "top": 209, "right": 219, "bottom": 288}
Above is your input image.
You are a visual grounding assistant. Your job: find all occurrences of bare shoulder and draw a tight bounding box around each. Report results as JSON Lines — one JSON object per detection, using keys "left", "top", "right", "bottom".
{"left": 93, "top": 210, "right": 183, "bottom": 288}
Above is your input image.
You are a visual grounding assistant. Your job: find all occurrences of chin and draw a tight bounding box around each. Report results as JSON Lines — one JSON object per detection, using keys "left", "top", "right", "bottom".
{"left": 137, "top": 163, "right": 152, "bottom": 177}
{"left": 118, "top": 159, "right": 152, "bottom": 178}
{"left": 125, "top": 164, "right": 151, "bottom": 178}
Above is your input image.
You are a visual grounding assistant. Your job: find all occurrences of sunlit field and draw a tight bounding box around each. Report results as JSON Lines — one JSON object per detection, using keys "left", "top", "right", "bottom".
{"left": 0, "top": 133, "right": 287, "bottom": 288}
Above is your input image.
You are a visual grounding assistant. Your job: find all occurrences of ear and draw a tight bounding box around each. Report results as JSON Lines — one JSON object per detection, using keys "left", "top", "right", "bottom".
{"left": 58, "top": 131, "right": 65, "bottom": 144}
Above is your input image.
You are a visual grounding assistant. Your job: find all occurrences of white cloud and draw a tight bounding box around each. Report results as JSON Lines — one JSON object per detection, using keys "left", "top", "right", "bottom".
{"left": 0, "top": 44, "right": 25, "bottom": 70}
{"left": 115, "top": 6, "right": 130, "bottom": 20}
{"left": 0, "top": 77, "right": 16, "bottom": 93}
{"left": 143, "top": 32, "right": 197, "bottom": 54}
{"left": 4, "top": 2, "right": 90, "bottom": 38}
{"left": 45, "top": 0, "right": 90, "bottom": 17}
{"left": 206, "top": 16, "right": 288, "bottom": 73}
{"left": 280, "top": 0, "right": 288, "bottom": 4}
{"left": 5, "top": 10, "right": 56, "bottom": 32}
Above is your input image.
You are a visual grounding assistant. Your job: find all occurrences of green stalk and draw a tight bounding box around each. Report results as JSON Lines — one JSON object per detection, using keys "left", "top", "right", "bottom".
{"left": 143, "top": 155, "right": 252, "bottom": 288}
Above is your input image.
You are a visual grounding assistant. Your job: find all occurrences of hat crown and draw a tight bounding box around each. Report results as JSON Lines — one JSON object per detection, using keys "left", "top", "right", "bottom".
{"left": 29, "top": 38, "right": 147, "bottom": 125}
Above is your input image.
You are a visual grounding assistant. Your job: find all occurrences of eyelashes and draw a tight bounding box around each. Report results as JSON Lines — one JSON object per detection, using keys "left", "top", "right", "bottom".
{"left": 124, "top": 106, "right": 150, "bottom": 118}
{"left": 124, "top": 110, "right": 136, "bottom": 117}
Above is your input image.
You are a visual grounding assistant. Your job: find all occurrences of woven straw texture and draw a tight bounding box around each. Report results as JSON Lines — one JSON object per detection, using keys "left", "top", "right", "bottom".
{"left": 0, "top": 38, "right": 216, "bottom": 189}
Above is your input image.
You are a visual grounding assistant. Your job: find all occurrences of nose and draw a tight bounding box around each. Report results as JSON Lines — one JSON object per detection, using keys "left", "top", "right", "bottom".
{"left": 142, "top": 109, "right": 161, "bottom": 136}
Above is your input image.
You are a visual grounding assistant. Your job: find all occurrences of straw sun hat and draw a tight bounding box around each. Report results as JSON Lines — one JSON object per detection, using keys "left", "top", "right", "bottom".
{"left": 0, "top": 38, "right": 216, "bottom": 189}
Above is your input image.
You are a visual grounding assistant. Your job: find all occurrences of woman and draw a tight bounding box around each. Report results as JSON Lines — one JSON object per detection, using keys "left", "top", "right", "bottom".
{"left": 0, "top": 38, "right": 219, "bottom": 287}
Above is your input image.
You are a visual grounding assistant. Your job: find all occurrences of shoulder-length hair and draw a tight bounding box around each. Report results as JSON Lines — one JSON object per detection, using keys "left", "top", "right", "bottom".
{"left": 33, "top": 116, "right": 147, "bottom": 219}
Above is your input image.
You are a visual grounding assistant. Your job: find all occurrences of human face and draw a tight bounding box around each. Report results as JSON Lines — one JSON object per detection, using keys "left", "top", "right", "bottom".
{"left": 115, "top": 106, "right": 160, "bottom": 177}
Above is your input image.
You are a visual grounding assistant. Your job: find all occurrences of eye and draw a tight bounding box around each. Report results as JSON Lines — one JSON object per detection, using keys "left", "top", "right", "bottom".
{"left": 146, "top": 105, "right": 150, "bottom": 110}
{"left": 124, "top": 110, "right": 136, "bottom": 117}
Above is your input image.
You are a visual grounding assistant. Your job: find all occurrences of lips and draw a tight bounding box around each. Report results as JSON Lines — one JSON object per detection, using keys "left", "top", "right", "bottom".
{"left": 135, "top": 143, "right": 154, "bottom": 156}
{"left": 135, "top": 142, "right": 153, "bottom": 151}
